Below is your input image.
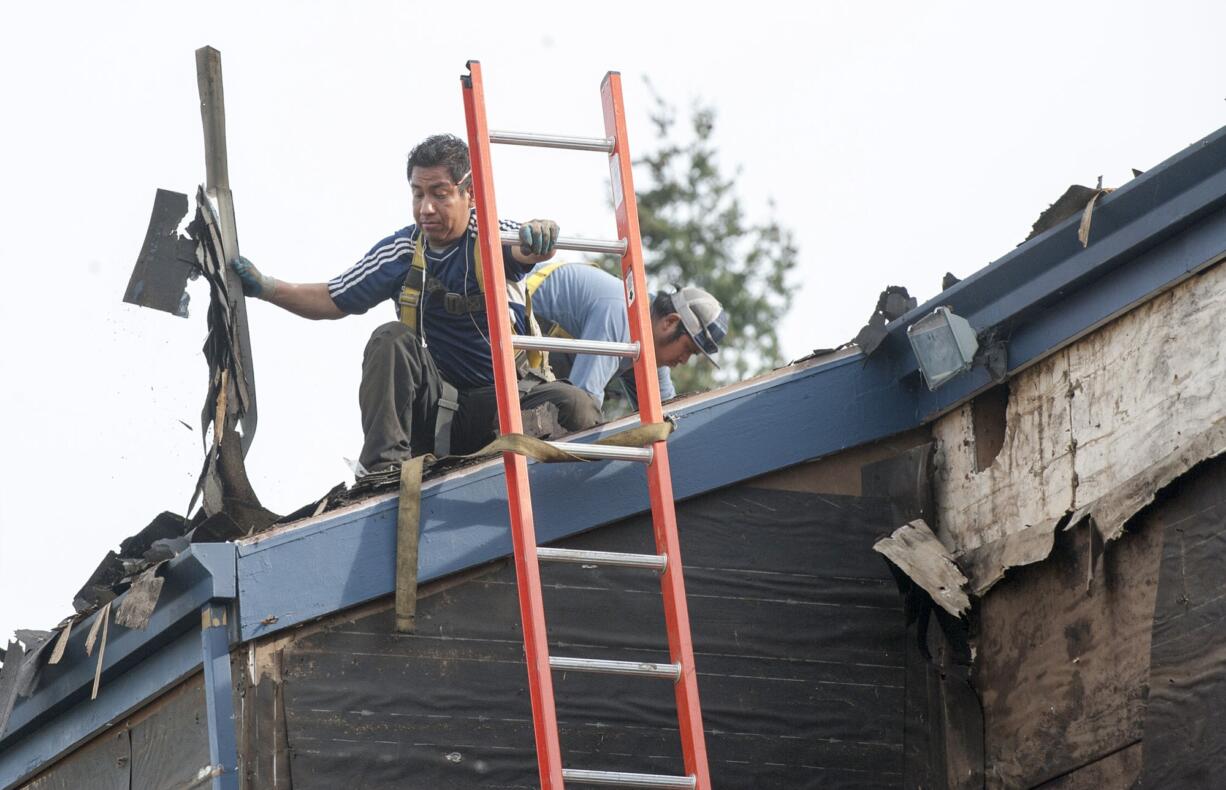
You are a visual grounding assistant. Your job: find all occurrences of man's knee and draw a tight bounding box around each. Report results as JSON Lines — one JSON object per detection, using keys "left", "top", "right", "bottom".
{"left": 363, "top": 321, "right": 418, "bottom": 361}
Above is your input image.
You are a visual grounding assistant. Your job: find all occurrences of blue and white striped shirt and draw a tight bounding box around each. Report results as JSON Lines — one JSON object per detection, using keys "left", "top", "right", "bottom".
{"left": 328, "top": 209, "right": 528, "bottom": 389}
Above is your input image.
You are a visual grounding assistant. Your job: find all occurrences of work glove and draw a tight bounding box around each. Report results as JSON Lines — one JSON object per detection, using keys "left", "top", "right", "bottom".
{"left": 518, "top": 219, "right": 559, "bottom": 256}
{"left": 230, "top": 255, "right": 275, "bottom": 299}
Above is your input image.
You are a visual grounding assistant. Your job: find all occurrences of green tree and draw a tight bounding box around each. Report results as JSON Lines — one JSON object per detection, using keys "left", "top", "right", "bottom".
{"left": 605, "top": 90, "right": 798, "bottom": 397}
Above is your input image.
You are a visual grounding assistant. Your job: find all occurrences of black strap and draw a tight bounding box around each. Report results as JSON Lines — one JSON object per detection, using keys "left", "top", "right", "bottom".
{"left": 433, "top": 382, "right": 460, "bottom": 458}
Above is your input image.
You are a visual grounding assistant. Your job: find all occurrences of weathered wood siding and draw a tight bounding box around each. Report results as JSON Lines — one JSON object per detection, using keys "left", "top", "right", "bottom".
{"left": 934, "top": 260, "right": 1226, "bottom": 552}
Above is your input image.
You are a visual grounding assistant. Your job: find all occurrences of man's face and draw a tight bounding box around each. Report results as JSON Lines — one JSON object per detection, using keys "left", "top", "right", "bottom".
{"left": 652, "top": 313, "right": 701, "bottom": 367}
{"left": 410, "top": 164, "right": 473, "bottom": 246}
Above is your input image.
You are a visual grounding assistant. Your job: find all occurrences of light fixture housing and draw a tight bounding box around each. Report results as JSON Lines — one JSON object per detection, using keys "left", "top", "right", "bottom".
{"left": 906, "top": 306, "right": 979, "bottom": 390}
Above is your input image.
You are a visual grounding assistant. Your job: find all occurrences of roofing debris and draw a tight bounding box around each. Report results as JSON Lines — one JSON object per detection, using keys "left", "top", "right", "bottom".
{"left": 873, "top": 519, "right": 971, "bottom": 617}
{"left": 1024, "top": 179, "right": 1127, "bottom": 248}
{"left": 0, "top": 186, "right": 284, "bottom": 732}
{"left": 123, "top": 189, "right": 198, "bottom": 318}
{"left": 1025, "top": 184, "right": 1102, "bottom": 242}
{"left": 851, "top": 284, "right": 918, "bottom": 357}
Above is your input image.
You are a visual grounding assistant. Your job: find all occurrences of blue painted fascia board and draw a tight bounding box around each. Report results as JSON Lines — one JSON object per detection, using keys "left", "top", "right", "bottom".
{"left": 0, "top": 544, "right": 235, "bottom": 751}
{"left": 235, "top": 349, "right": 921, "bottom": 640}
{"left": 913, "top": 202, "right": 1226, "bottom": 417}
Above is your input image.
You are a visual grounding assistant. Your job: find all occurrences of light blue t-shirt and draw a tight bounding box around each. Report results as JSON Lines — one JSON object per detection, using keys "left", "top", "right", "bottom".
{"left": 528, "top": 262, "right": 675, "bottom": 408}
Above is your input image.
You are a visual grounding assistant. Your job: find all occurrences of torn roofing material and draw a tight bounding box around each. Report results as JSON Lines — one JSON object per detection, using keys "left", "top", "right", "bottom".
{"left": 123, "top": 189, "right": 197, "bottom": 318}
{"left": 0, "top": 178, "right": 282, "bottom": 739}
{"left": 873, "top": 520, "right": 971, "bottom": 617}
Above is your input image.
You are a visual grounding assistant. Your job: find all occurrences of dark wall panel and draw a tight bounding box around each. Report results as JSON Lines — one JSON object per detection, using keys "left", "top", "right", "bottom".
{"left": 281, "top": 485, "right": 906, "bottom": 789}
{"left": 21, "top": 674, "right": 208, "bottom": 790}
{"left": 130, "top": 673, "right": 211, "bottom": 789}
{"left": 21, "top": 730, "right": 128, "bottom": 790}
{"left": 973, "top": 519, "right": 1161, "bottom": 788}
{"left": 1141, "top": 456, "right": 1226, "bottom": 788}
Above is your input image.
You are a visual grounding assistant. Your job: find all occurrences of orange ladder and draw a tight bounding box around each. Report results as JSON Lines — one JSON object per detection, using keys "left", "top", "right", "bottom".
{"left": 460, "top": 61, "right": 712, "bottom": 790}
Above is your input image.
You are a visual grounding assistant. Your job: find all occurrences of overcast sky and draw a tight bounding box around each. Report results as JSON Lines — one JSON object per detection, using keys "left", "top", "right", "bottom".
{"left": 2, "top": 0, "right": 1225, "bottom": 640}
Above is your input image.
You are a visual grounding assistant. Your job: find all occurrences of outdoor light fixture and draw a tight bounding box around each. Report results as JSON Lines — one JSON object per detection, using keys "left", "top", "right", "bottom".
{"left": 907, "top": 306, "right": 979, "bottom": 390}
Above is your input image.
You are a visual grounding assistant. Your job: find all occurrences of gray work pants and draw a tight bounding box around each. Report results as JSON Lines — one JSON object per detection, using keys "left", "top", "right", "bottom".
{"left": 358, "top": 322, "right": 601, "bottom": 472}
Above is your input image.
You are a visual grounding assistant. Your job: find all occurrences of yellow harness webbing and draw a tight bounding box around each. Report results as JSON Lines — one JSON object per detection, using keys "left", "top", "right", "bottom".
{"left": 397, "top": 230, "right": 486, "bottom": 331}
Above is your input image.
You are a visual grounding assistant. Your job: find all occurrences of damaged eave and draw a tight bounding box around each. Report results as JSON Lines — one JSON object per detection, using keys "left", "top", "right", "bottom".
{"left": 867, "top": 124, "right": 1226, "bottom": 421}
{"left": 895, "top": 417, "right": 1226, "bottom": 607}
{"left": 0, "top": 545, "right": 235, "bottom": 787}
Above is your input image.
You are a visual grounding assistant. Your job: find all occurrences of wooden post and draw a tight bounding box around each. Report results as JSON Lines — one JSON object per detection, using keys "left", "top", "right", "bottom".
{"left": 196, "top": 45, "right": 258, "bottom": 456}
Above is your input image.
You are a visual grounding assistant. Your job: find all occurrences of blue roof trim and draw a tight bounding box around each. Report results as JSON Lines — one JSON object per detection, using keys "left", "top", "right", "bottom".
{"left": 0, "top": 544, "right": 235, "bottom": 787}
{"left": 915, "top": 204, "right": 1226, "bottom": 417}
{"left": 877, "top": 124, "right": 1226, "bottom": 385}
{"left": 236, "top": 349, "right": 919, "bottom": 640}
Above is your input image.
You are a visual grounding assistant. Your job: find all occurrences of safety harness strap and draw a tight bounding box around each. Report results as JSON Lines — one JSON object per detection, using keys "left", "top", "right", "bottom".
{"left": 398, "top": 231, "right": 489, "bottom": 330}
{"left": 433, "top": 382, "right": 461, "bottom": 458}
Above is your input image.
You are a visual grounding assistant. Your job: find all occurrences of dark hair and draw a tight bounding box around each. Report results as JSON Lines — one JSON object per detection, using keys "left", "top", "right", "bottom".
{"left": 651, "top": 291, "right": 688, "bottom": 342}
{"left": 406, "top": 134, "right": 471, "bottom": 187}
{"left": 650, "top": 291, "right": 674, "bottom": 320}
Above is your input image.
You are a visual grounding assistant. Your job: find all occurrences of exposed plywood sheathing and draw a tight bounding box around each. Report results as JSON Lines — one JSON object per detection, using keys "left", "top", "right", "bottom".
{"left": 935, "top": 259, "right": 1226, "bottom": 553}
{"left": 934, "top": 349, "right": 1075, "bottom": 552}
{"left": 874, "top": 520, "right": 971, "bottom": 617}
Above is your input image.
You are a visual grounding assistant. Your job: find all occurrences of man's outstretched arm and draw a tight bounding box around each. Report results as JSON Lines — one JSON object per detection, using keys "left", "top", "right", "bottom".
{"left": 231, "top": 256, "right": 345, "bottom": 320}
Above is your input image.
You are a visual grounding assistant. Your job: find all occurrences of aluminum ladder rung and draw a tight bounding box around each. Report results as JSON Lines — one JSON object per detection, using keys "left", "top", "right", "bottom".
{"left": 490, "top": 129, "right": 615, "bottom": 153}
{"left": 549, "top": 656, "right": 681, "bottom": 681}
{"left": 499, "top": 229, "right": 627, "bottom": 255}
{"left": 562, "top": 768, "right": 697, "bottom": 789}
{"left": 545, "top": 441, "right": 653, "bottom": 463}
{"left": 511, "top": 335, "right": 640, "bottom": 358}
{"left": 536, "top": 547, "right": 667, "bottom": 572}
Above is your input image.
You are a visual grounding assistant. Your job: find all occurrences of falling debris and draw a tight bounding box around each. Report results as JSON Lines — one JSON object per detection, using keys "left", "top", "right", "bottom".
{"left": 123, "top": 189, "right": 198, "bottom": 318}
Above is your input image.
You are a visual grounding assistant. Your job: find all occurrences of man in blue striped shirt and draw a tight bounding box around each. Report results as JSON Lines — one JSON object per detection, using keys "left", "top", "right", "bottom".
{"left": 231, "top": 134, "right": 601, "bottom": 471}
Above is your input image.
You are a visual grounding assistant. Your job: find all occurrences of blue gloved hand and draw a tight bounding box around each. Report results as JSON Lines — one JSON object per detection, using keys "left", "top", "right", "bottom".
{"left": 231, "top": 255, "right": 275, "bottom": 299}
{"left": 518, "top": 219, "right": 560, "bottom": 256}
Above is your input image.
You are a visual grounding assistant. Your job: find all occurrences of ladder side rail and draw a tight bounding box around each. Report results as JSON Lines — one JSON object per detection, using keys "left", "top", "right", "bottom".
{"left": 601, "top": 71, "right": 712, "bottom": 790}
{"left": 462, "top": 61, "right": 566, "bottom": 790}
